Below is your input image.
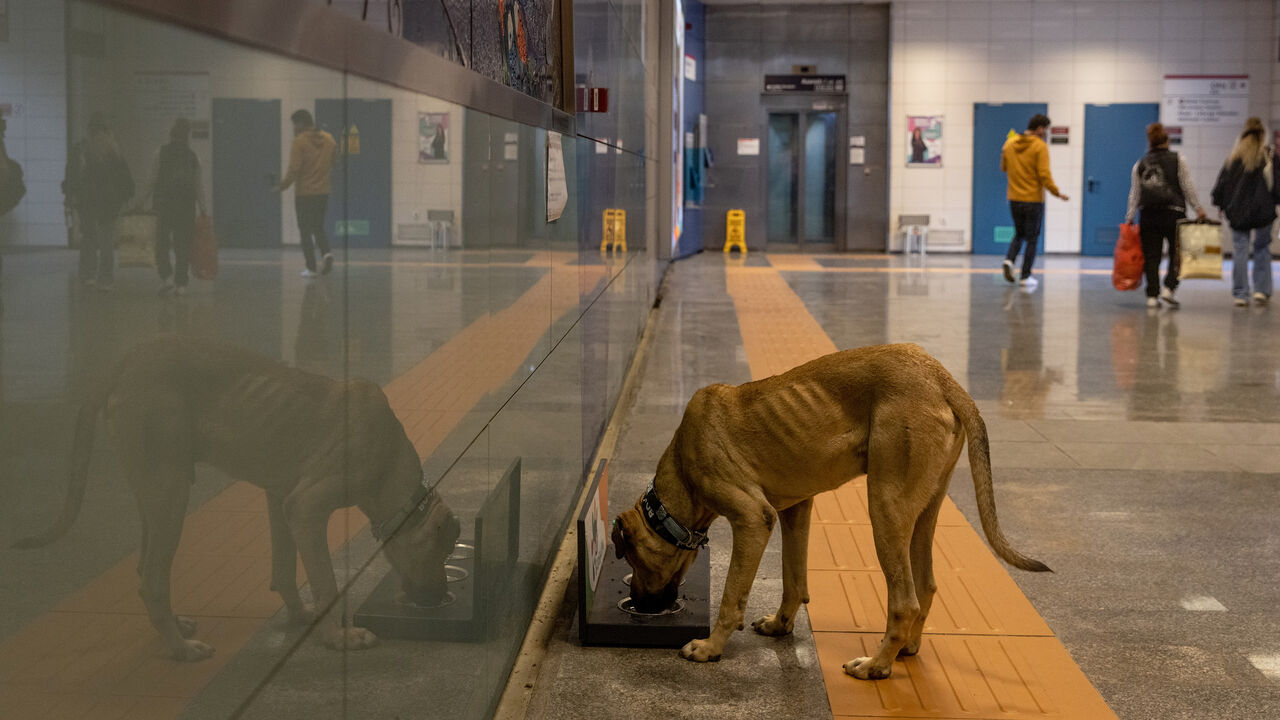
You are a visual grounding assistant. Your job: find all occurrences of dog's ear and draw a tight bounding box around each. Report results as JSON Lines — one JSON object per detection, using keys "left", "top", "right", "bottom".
{"left": 611, "top": 516, "right": 628, "bottom": 559}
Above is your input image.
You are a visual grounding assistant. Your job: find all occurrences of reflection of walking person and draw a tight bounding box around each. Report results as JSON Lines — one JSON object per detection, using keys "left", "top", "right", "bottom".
{"left": 1211, "top": 117, "right": 1277, "bottom": 307}
{"left": 277, "top": 109, "right": 338, "bottom": 279}
{"left": 144, "top": 118, "right": 207, "bottom": 296}
{"left": 1124, "top": 123, "right": 1206, "bottom": 309}
{"left": 911, "top": 128, "right": 927, "bottom": 164}
{"left": 1000, "top": 114, "right": 1068, "bottom": 289}
{"left": 65, "top": 114, "right": 134, "bottom": 292}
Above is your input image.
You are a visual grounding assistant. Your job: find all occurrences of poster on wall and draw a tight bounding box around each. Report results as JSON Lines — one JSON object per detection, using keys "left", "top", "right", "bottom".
{"left": 671, "top": 0, "right": 685, "bottom": 253}
{"left": 546, "top": 131, "right": 568, "bottom": 223}
{"left": 906, "top": 115, "right": 942, "bottom": 167}
{"left": 418, "top": 112, "right": 448, "bottom": 163}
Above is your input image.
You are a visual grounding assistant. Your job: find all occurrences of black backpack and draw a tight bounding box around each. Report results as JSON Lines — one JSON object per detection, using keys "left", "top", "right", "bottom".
{"left": 156, "top": 142, "right": 197, "bottom": 207}
{"left": 0, "top": 157, "right": 24, "bottom": 217}
{"left": 1137, "top": 151, "right": 1181, "bottom": 209}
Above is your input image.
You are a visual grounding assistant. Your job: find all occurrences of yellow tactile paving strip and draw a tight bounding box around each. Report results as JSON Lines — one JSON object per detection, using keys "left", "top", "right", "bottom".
{"left": 726, "top": 262, "right": 1116, "bottom": 720}
{"left": 0, "top": 254, "right": 606, "bottom": 720}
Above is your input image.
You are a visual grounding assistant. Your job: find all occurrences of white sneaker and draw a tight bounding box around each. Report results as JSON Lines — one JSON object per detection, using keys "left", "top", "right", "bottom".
{"left": 1018, "top": 276, "right": 1038, "bottom": 289}
{"left": 301, "top": 269, "right": 318, "bottom": 279}
{"left": 320, "top": 253, "right": 335, "bottom": 275}
{"left": 1253, "top": 291, "right": 1269, "bottom": 305}
{"left": 1160, "top": 287, "right": 1179, "bottom": 307}
{"left": 1147, "top": 297, "right": 1159, "bottom": 308}
{"left": 1002, "top": 260, "right": 1015, "bottom": 283}
{"left": 1234, "top": 297, "right": 1248, "bottom": 306}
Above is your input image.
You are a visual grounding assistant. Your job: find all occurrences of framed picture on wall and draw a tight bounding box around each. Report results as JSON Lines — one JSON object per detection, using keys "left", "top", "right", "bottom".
{"left": 419, "top": 112, "right": 448, "bottom": 164}
{"left": 906, "top": 115, "right": 942, "bottom": 167}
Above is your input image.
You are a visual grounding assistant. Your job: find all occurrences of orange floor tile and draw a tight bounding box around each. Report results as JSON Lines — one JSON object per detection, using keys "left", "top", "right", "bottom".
{"left": 727, "top": 262, "right": 1117, "bottom": 720}
{"left": 0, "top": 256, "right": 601, "bottom": 720}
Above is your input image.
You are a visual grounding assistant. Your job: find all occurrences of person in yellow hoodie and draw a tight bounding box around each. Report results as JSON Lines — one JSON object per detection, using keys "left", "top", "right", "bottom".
{"left": 1001, "top": 114, "right": 1068, "bottom": 288}
{"left": 277, "top": 109, "right": 338, "bottom": 278}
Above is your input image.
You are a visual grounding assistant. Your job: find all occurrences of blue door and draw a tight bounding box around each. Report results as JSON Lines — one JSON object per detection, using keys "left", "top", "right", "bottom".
{"left": 212, "top": 99, "right": 281, "bottom": 247}
{"left": 972, "top": 103, "right": 1047, "bottom": 254}
{"left": 315, "top": 99, "right": 392, "bottom": 249}
{"left": 1082, "top": 103, "right": 1159, "bottom": 256}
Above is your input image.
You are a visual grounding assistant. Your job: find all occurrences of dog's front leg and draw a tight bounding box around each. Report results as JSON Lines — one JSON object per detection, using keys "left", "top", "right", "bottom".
{"left": 284, "top": 489, "right": 377, "bottom": 652}
{"left": 267, "top": 492, "right": 313, "bottom": 624}
{"left": 752, "top": 498, "right": 812, "bottom": 637}
{"left": 680, "top": 507, "right": 775, "bottom": 662}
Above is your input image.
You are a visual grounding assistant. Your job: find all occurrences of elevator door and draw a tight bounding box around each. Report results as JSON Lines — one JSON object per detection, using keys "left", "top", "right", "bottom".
{"left": 767, "top": 111, "right": 839, "bottom": 249}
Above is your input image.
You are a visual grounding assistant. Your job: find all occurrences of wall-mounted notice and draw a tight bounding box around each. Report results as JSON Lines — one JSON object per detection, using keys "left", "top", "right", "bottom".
{"left": 684, "top": 54, "right": 697, "bottom": 82}
{"left": 1162, "top": 75, "right": 1249, "bottom": 126}
{"left": 850, "top": 135, "right": 865, "bottom": 165}
{"left": 1167, "top": 126, "right": 1183, "bottom": 145}
{"left": 1049, "top": 126, "right": 1069, "bottom": 145}
{"left": 546, "top": 132, "right": 568, "bottom": 223}
{"left": 737, "top": 138, "right": 760, "bottom": 156}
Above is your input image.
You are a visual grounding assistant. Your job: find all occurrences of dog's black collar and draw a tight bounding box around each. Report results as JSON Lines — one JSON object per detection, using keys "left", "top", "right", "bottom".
{"left": 372, "top": 474, "right": 440, "bottom": 541}
{"left": 641, "top": 483, "right": 708, "bottom": 551}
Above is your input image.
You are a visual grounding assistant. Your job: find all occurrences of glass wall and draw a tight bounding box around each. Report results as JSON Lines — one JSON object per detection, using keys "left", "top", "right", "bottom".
{"left": 0, "top": 1, "right": 655, "bottom": 718}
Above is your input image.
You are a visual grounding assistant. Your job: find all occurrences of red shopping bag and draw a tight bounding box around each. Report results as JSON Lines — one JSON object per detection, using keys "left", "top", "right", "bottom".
{"left": 192, "top": 214, "right": 218, "bottom": 280}
{"left": 1112, "top": 223, "right": 1144, "bottom": 291}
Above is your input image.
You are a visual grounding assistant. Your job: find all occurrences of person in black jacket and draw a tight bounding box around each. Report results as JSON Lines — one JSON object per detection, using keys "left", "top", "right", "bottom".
{"left": 1211, "top": 117, "right": 1278, "bottom": 307}
{"left": 143, "top": 118, "right": 206, "bottom": 296}
{"left": 1125, "top": 123, "right": 1206, "bottom": 309}
{"left": 65, "top": 115, "right": 134, "bottom": 291}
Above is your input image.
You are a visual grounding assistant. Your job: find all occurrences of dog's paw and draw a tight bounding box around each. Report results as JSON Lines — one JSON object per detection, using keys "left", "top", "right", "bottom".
{"left": 323, "top": 626, "right": 379, "bottom": 652}
{"left": 170, "top": 639, "right": 215, "bottom": 662}
{"left": 678, "top": 638, "right": 721, "bottom": 663}
{"left": 898, "top": 640, "right": 921, "bottom": 657}
{"left": 176, "top": 616, "right": 198, "bottom": 639}
{"left": 843, "top": 656, "right": 891, "bottom": 680}
{"left": 750, "top": 613, "right": 792, "bottom": 637}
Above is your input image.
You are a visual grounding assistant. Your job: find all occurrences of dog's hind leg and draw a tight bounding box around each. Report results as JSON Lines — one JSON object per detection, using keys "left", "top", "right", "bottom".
{"left": 901, "top": 433, "right": 963, "bottom": 657}
{"left": 751, "top": 497, "right": 812, "bottom": 637}
{"left": 266, "top": 492, "right": 312, "bottom": 624}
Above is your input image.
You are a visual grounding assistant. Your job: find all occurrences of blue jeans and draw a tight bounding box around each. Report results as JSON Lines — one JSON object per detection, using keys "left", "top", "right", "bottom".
{"left": 1005, "top": 201, "right": 1043, "bottom": 279}
{"left": 1231, "top": 225, "right": 1273, "bottom": 299}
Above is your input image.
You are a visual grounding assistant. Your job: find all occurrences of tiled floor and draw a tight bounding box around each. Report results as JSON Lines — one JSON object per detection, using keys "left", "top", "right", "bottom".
{"left": 530, "top": 252, "right": 1280, "bottom": 720}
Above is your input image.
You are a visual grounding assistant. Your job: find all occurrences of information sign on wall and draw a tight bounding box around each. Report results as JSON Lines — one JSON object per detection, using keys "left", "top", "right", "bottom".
{"left": 1161, "top": 75, "right": 1249, "bottom": 126}
{"left": 1049, "top": 126, "right": 1069, "bottom": 145}
{"left": 764, "top": 75, "right": 846, "bottom": 93}
{"left": 737, "top": 138, "right": 760, "bottom": 156}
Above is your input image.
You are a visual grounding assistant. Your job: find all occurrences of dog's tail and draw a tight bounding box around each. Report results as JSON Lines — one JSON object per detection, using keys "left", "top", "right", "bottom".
{"left": 943, "top": 378, "right": 1052, "bottom": 573}
{"left": 10, "top": 375, "right": 114, "bottom": 550}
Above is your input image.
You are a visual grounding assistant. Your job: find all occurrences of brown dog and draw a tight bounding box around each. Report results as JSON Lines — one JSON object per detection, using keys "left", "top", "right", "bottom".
{"left": 13, "top": 338, "right": 460, "bottom": 661}
{"left": 611, "top": 343, "right": 1048, "bottom": 679}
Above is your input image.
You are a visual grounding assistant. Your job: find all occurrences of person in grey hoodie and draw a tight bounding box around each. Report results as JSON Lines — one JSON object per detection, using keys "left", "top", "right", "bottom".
{"left": 1124, "top": 122, "right": 1206, "bottom": 309}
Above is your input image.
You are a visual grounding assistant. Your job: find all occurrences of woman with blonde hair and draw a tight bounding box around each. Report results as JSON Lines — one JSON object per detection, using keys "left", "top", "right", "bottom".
{"left": 1211, "top": 117, "right": 1277, "bottom": 306}
{"left": 1125, "top": 122, "right": 1206, "bottom": 308}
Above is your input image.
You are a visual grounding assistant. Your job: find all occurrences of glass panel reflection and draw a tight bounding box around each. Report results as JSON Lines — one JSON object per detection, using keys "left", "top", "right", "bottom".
{"left": 0, "top": 2, "right": 656, "bottom": 719}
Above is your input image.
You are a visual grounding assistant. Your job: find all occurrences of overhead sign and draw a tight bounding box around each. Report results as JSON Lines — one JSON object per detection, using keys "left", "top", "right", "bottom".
{"left": 764, "top": 74, "right": 846, "bottom": 93}
{"left": 1162, "top": 75, "right": 1249, "bottom": 126}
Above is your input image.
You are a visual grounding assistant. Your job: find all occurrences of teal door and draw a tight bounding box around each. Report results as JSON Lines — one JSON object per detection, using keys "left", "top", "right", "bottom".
{"left": 315, "top": 99, "right": 392, "bottom": 249}
{"left": 1082, "top": 103, "right": 1159, "bottom": 256}
{"left": 972, "top": 103, "right": 1047, "bottom": 254}
{"left": 212, "top": 99, "right": 281, "bottom": 248}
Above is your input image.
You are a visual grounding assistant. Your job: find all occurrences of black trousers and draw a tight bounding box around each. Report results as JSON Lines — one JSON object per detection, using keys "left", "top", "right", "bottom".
{"left": 1005, "top": 201, "right": 1044, "bottom": 279}
{"left": 1138, "top": 207, "right": 1182, "bottom": 297}
{"left": 295, "top": 194, "right": 331, "bottom": 271}
{"left": 156, "top": 206, "right": 195, "bottom": 286}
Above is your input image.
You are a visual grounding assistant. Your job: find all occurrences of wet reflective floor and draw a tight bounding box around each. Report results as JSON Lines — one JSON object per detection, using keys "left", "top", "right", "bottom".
{"left": 531, "top": 252, "right": 1280, "bottom": 720}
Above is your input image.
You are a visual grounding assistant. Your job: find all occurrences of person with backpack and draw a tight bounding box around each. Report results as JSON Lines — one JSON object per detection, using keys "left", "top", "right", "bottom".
{"left": 65, "top": 114, "right": 134, "bottom": 291}
{"left": 1211, "top": 117, "right": 1278, "bottom": 307}
{"left": 1124, "top": 122, "right": 1207, "bottom": 308}
{"left": 143, "top": 118, "right": 206, "bottom": 296}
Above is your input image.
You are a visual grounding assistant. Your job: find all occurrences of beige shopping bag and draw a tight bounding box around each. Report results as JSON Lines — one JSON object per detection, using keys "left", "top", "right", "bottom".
{"left": 116, "top": 212, "right": 157, "bottom": 269}
{"left": 1177, "top": 219, "right": 1223, "bottom": 280}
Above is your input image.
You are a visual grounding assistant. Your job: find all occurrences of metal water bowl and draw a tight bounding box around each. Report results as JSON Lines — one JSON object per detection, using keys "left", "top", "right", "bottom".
{"left": 617, "top": 597, "right": 686, "bottom": 616}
